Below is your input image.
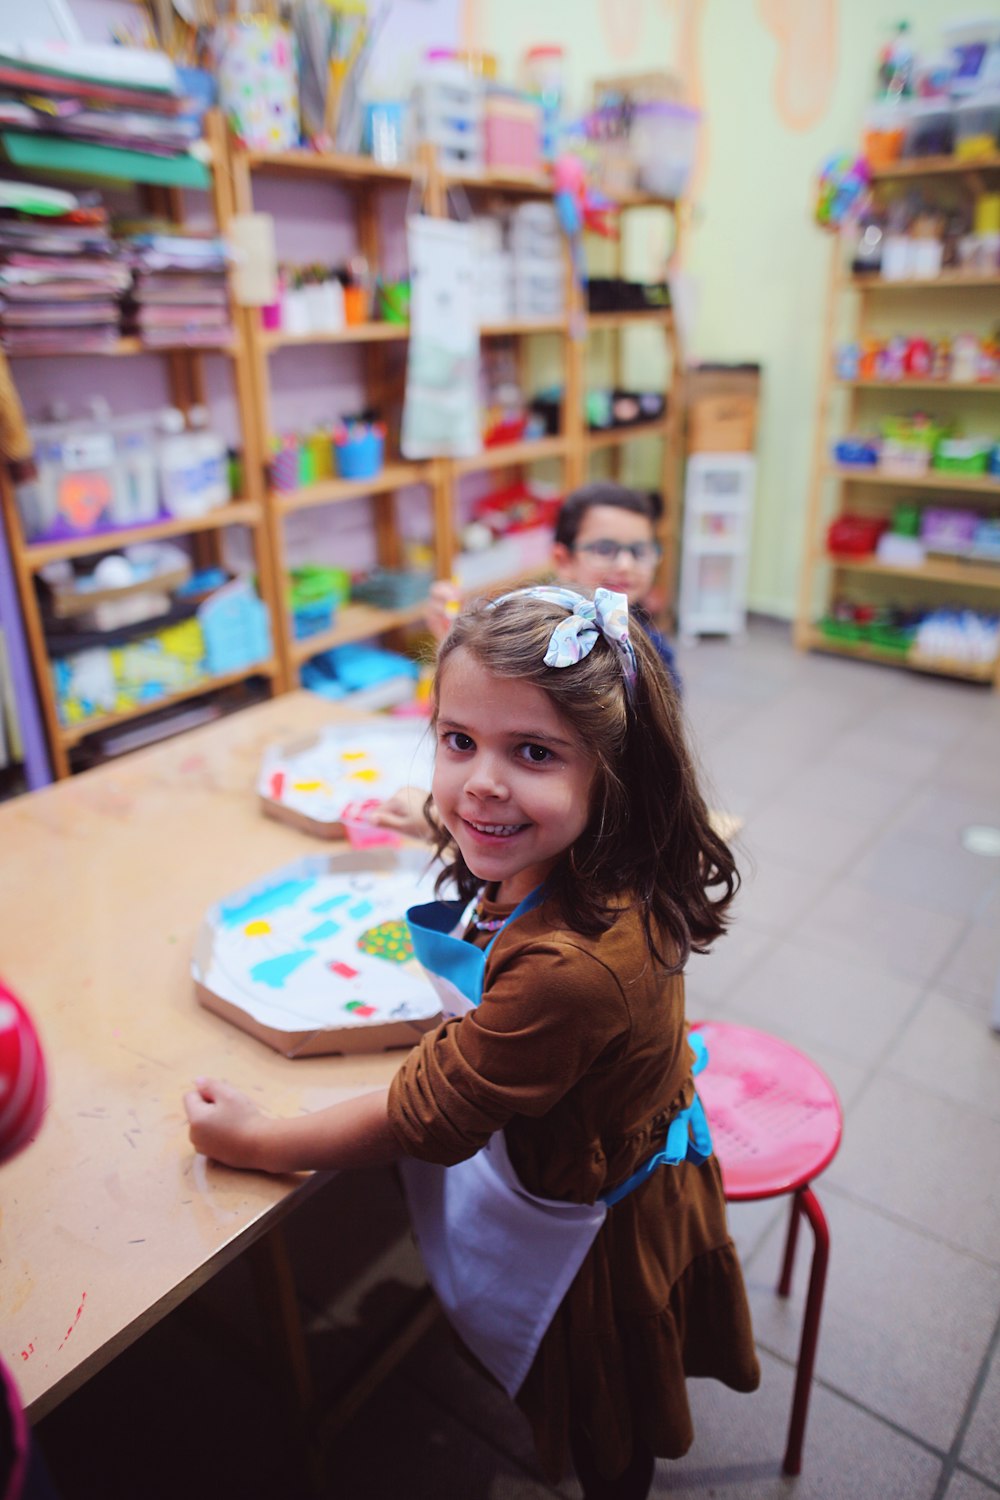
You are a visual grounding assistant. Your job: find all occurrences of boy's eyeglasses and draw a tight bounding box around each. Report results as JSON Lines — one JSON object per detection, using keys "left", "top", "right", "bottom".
{"left": 575, "top": 539, "right": 662, "bottom": 564}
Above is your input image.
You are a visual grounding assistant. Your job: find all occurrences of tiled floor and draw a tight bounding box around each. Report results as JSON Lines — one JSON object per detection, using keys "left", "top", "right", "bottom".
{"left": 36, "top": 622, "right": 1000, "bottom": 1499}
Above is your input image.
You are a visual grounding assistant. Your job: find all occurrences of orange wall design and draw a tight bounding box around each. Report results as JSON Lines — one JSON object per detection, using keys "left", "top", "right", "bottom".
{"left": 758, "top": 0, "right": 839, "bottom": 131}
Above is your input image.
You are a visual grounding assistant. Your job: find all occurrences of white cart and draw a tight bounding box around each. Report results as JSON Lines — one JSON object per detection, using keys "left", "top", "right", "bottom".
{"left": 677, "top": 452, "right": 757, "bottom": 642}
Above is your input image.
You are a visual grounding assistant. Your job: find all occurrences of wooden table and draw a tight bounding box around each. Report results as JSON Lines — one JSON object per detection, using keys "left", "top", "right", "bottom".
{"left": 0, "top": 692, "right": 417, "bottom": 1421}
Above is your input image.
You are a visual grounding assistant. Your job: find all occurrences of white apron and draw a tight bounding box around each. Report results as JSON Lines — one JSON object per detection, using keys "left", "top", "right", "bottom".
{"left": 400, "top": 888, "right": 606, "bottom": 1397}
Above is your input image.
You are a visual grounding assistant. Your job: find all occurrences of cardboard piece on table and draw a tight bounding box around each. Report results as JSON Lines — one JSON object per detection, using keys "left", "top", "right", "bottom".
{"left": 193, "top": 847, "right": 443, "bottom": 1058}
{"left": 258, "top": 720, "right": 435, "bottom": 840}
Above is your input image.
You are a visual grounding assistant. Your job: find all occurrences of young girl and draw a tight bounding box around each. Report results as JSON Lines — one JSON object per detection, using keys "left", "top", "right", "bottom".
{"left": 184, "top": 586, "right": 760, "bottom": 1499}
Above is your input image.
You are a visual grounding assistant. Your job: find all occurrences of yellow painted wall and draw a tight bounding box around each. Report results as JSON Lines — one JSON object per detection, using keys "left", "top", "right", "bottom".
{"left": 474, "top": 0, "right": 994, "bottom": 617}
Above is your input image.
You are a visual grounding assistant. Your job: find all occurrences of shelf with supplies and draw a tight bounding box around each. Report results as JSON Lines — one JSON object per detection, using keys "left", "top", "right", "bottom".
{"left": 227, "top": 136, "right": 687, "bottom": 687}
{"left": 796, "top": 145, "right": 1000, "bottom": 691}
{"left": 57, "top": 661, "right": 279, "bottom": 748}
{"left": 0, "top": 109, "right": 283, "bottom": 779}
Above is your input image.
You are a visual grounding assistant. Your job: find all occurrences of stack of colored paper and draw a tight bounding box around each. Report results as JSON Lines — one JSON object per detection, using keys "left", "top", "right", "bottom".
{"left": 121, "top": 231, "right": 232, "bottom": 349}
{"left": 0, "top": 201, "right": 130, "bottom": 355}
{"left": 0, "top": 43, "right": 196, "bottom": 159}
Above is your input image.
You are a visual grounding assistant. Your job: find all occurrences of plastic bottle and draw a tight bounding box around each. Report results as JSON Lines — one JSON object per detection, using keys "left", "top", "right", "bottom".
{"left": 187, "top": 405, "right": 229, "bottom": 510}
{"left": 157, "top": 406, "right": 207, "bottom": 518}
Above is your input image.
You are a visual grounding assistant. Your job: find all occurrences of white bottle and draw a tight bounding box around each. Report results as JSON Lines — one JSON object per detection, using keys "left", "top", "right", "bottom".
{"left": 157, "top": 406, "right": 207, "bottom": 518}
{"left": 187, "top": 405, "right": 229, "bottom": 511}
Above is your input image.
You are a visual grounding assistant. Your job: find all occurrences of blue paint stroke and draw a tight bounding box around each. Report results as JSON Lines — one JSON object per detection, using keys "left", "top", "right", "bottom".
{"left": 221, "top": 878, "right": 315, "bottom": 928}
{"left": 303, "top": 919, "right": 341, "bottom": 942}
{"left": 348, "top": 899, "right": 375, "bottom": 920}
{"left": 312, "top": 893, "right": 350, "bottom": 913}
{"left": 250, "top": 950, "right": 315, "bottom": 989}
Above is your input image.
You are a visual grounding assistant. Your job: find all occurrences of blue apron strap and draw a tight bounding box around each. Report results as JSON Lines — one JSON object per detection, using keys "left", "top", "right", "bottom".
{"left": 600, "top": 1035, "right": 713, "bottom": 1208}
{"left": 484, "top": 883, "right": 548, "bottom": 958}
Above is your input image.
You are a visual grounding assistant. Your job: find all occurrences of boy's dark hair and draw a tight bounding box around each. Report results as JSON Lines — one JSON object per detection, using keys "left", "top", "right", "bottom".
{"left": 427, "top": 591, "right": 737, "bottom": 972}
{"left": 554, "top": 483, "right": 664, "bottom": 550}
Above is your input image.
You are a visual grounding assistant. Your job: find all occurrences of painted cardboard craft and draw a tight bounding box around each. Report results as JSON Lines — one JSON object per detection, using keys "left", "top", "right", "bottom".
{"left": 257, "top": 721, "right": 435, "bottom": 840}
{"left": 193, "top": 847, "right": 443, "bottom": 1058}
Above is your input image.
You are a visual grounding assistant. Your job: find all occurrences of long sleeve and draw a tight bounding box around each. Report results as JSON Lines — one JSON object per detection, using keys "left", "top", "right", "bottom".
{"left": 388, "top": 936, "right": 631, "bottom": 1167}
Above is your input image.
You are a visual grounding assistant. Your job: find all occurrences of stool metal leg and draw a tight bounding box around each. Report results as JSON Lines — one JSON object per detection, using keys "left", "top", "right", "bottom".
{"left": 781, "top": 1187, "right": 830, "bottom": 1476}
{"left": 777, "top": 1189, "right": 803, "bottom": 1298}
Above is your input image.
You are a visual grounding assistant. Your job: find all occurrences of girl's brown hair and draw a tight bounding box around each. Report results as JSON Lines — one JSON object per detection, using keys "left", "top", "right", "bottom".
{"left": 427, "top": 591, "right": 738, "bottom": 971}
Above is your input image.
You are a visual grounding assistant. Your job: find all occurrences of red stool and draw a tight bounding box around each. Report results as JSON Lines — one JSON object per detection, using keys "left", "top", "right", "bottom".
{"left": 692, "top": 1021, "right": 843, "bottom": 1476}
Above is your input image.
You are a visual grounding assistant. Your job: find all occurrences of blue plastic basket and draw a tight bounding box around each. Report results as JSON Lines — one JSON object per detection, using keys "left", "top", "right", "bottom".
{"left": 335, "top": 430, "right": 385, "bottom": 479}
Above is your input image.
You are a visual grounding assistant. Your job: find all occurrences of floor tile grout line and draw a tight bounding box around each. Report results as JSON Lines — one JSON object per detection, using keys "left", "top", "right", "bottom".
{"left": 930, "top": 1302, "right": 1000, "bottom": 1500}
{"left": 954, "top": 1460, "right": 1000, "bottom": 1497}
{"left": 808, "top": 1177, "right": 1000, "bottom": 1273}
{"left": 749, "top": 1336, "right": 952, "bottom": 1464}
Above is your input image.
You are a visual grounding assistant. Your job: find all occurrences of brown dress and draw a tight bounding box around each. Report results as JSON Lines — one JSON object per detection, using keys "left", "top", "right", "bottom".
{"left": 387, "top": 889, "right": 760, "bottom": 1481}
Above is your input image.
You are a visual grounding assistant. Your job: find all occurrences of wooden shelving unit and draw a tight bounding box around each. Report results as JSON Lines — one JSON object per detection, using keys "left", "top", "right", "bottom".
{"left": 796, "top": 150, "right": 1000, "bottom": 691}
{"left": 227, "top": 145, "right": 684, "bottom": 688}
{"left": 0, "top": 110, "right": 281, "bottom": 778}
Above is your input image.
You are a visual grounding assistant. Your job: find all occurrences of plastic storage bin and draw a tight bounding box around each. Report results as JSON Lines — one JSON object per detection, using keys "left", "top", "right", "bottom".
{"left": 954, "top": 91, "right": 1000, "bottom": 160}
{"left": 631, "top": 101, "right": 699, "bottom": 199}
{"left": 412, "top": 56, "right": 484, "bottom": 173}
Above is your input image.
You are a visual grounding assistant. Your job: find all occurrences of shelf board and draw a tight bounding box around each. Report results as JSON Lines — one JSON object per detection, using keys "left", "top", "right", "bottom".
{"left": 828, "top": 465, "right": 1000, "bottom": 495}
{"left": 239, "top": 148, "right": 415, "bottom": 182}
{"left": 276, "top": 463, "right": 431, "bottom": 513}
{"left": 454, "top": 435, "right": 568, "bottom": 476}
{"left": 25, "top": 501, "right": 263, "bottom": 571}
{"left": 587, "top": 310, "right": 672, "bottom": 330}
{"left": 291, "top": 601, "right": 429, "bottom": 663}
{"left": 442, "top": 168, "right": 555, "bottom": 196}
{"left": 587, "top": 418, "right": 668, "bottom": 452}
{"left": 827, "top": 554, "right": 1000, "bottom": 590}
{"left": 851, "top": 273, "right": 1000, "bottom": 291}
{"left": 836, "top": 378, "right": 1000, "bottom": 392}
{"left": 480, "top": 318, "right": 568, "bottom": 336}
{"left": 804, "top": 628, "right": 996, "bottom": 683}
{"left": 260, "top": 323, "right": 408, "bottom": 350}
{"left": 869, "top": 152, "right": 1000, "bottom": 180}
{"left": 58, "top": 661, "right": 278, "bottom": 747}
{"left": 9, "top": 336, "right": 239, "bottom": 360}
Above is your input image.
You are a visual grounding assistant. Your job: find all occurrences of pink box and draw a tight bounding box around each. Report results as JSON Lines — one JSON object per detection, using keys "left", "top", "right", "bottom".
{"left": 484, "top": 93, "right": 542, "bottom": 174}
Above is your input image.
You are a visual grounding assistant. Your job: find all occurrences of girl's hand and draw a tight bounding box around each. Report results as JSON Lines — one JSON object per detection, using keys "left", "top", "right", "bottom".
{"left": 426, "top": 579, "right": 461, "bottom": 643}
{"left": 184, "top": 1078, "right": 271, "bottom": 1171}
{"left": 367, "top": 784, "right": 434, "bottom": 842}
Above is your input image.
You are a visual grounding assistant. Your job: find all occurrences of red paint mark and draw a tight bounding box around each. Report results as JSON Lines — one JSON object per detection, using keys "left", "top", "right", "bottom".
{"left": 329, "top": 961, "right": 359, "bottom": 979}
{"left": 180, "top": 754, "right": 206, "bottom": 774}
{"left": 355, "top": 1004, "right": 377, "bottom": 1018}
{"left": 20, "top": 1342, "right": 35, "bottom": 1361}
{"left": 269, "top": 770, "right": 285, "bottom": 800}
{"left": 57, "top": 1291, "right": 87, "bottom": 1350}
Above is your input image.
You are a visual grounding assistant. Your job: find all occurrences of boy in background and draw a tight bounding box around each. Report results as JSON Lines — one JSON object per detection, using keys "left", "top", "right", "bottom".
{"left": 427, "top": 481, "right": 681, "bottom": 692}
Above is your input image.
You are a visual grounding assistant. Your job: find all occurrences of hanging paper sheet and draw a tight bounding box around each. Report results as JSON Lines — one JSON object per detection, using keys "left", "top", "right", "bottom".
{"left": 401, "top": 214, "right": 481, "bottom": 459}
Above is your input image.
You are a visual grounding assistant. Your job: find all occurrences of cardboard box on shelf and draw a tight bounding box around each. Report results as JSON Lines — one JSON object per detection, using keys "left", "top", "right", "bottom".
{"left": 686, "top": 364, "right": 761, "bottom": 454}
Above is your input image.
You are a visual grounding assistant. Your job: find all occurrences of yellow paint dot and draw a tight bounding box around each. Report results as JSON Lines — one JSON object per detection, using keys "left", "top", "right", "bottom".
{"left": 245, "top": 920, "right": 271, "bottom": 937}
{"left": 341, "top": 751, "right": 367, "bottom": 761}
{"left": 292, "top": 779, "right": 329, "bottom": 793}
{"left": 350, "top": 769, "right": 380, "bottom": 782}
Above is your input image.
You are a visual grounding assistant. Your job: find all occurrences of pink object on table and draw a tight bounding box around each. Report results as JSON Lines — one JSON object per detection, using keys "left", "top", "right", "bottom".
{"left": 692, "top": 1020, "right": 842, "bottom": 1476}
{"left": 341, "top": 799, "right": 402, "bottom": 849}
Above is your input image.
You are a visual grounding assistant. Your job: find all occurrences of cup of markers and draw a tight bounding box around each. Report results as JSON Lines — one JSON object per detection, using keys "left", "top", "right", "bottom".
{"left": 333, "top": 418, "right": 386, "bottom": 479}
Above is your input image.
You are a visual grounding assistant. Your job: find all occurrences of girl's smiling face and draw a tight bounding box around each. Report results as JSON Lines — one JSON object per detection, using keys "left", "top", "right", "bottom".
{"left": 432, "top": 647, "right": 597, "bottom": 907}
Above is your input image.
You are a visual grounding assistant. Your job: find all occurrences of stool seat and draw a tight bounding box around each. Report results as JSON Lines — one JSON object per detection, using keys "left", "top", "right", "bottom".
{"left": 693, "top": 1021, "right": 842, "bottom": 1200}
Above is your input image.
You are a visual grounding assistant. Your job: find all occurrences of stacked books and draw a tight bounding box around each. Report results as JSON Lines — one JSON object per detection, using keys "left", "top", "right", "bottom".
{"left": 121, "top": 230, "right": 232, "bottom": 349}
{"left": 0, "top": 42, "right": 197, "bottom": 160}
{"left": 0, "top": 197, "right": 130, "bottom": 355}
